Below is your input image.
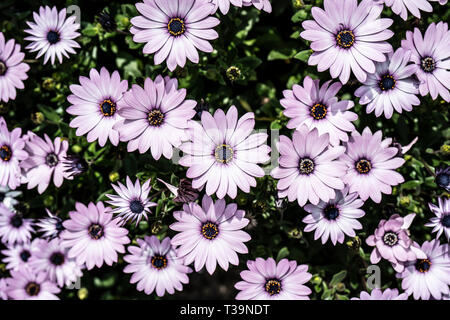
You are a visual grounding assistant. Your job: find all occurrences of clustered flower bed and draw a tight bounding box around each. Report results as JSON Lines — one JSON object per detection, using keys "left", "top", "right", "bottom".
{"left": 0, "top": 0, "right": 448, "bottom": 300}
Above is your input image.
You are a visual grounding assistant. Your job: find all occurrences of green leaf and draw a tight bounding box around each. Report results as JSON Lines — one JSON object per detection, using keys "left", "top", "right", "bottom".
{"left": 401, "top": 180, "right": 421, "bottom": 190}
{"left": 330, "top": 270, "right": 347, "bottom": 287}
{"left": 276, "top": 247, "right": 290, "bottom": 261}
{"left": 293, "top": 50, "right": 311, "bottom": 62}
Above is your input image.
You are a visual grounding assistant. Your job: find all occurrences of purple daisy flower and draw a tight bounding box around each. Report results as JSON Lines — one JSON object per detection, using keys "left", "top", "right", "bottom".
{"left": 210, "top": 0, "right": 242, "bottom": 14}
{"left": 114, "top": 75, "right": 196, "bottom": 159}
{"left": 300, "top": 0, "right": 393, "bottom": 84}
{"left": 24, "top": 6, "right": 80, "bottom": 65}
{"left": 355, "top": 48, "right": 419, "bottom": 119}
{"left": 157, "top": 178, "right": 200, "bottom": 203}
{"left": 0, "top": 117, "right": 28, "bottom": 190}
{"left": 0, "top": 278, "right": 7, "bottom": 300}
{"left": 425, "top": 197, "right": 450, "bottom": 241}
{"left": 351, "top": 288, "right": 408, "bottom": 300}
{"left": 21, "top": 132, "right": 71, "bottom": 194}
{"left": 340, "top": 127, "right": 405, "bottom": 203}
{"left": 179, "top": 106, "right": 271, "bottom": 199}
{"left": 397, "top": 240, "right": 450, "bottom": 300}
{"left": 401, "top": 22, "right": 450, "bottom": 102}
{"left": 366, "top": 214, "right": 426, "bottom": 272}
{"left": 435, "top": 167, "right": 449, "bottom": 191}
{"left": 280, "top": 76, "right": 357, "bottom": 146}
{"left": 106, "top": 176, "right": 157, "bottom": 226}
{"left": 242, "top": 0, "right": 272, "bottom": 12}
{"left": 35, "top": 209, "right": 64, "bottom": 239}
{"left": 130, "top": 0, "right": 220, "bottom": 71}
{"left": 235, "top": 257, "right": 312, "bottom": 300}
{"left": 271, "top": 126, "right": 346, "bottom": 207}
{"left": 0, "top": 186, "right": 21, "bottom": 210}
{"left": 1, "top": 238, "right": 43, "bottom": 271}
{"left": 29, "top": 238, "right": 83, "bottom": 288}
{"left": 123, "top": 236, "right": 192, "bottom": 297}
{"left": 302, "top": 187, "right": 365, "bottom": 245}
{"left": 170, "top": 195, "right": 251, "bottom": 275}
{"left": 60, "top": 202, "right": 130, "bottom": 270}
{"left": 0, "top": 32, "right": 30, "bottom": 103}
{"left": 67, "top": 67, "right": 128, "bottom": 147}
{"left": 6, "top": 267, "right": 60, "bottom": 300}
{"left": 381, "top": 0, "right": 443, "bottom": 21}
{"left": 62, "top": 154, "right": 88, "bottom": 178}
{"left": 0, "top": 204, "right": 34, "bottom": 245}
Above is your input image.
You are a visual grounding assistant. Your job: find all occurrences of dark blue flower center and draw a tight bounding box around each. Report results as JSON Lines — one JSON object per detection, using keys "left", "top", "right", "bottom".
{"left": 46, "top": 30, "right": 60, "bottom": 44}
{"left": 378, "top": 74, "right": 396, "bottom": 91}
{"left": 324, "top": 205, "right": 339, "bottom": 220}
{"left": 25, "top": 282, "right": 40, "bottom": 296}
{"left": 421, "top": 57, "right": 435, "bottom": 73}
{"left": 436, "top": 173, "right": 449, "bottom": 189}
{"left": 167, "top": 18, "right": 185, "bottom": 36}
{"left": 0, "top": 192, "right": 5, "bottom": 202}
{"left": 55, "top": 219, "right": 64, "bottom": 232}
{"left": 148, "top": 109, "right": 165, "bottom": 127}
{"left": 0, "top": 60, "right": 6, "bottom": 76}
{"left": 336, "top": 30, "right": 355, "bottom": 49}
{"left": 0, "top": 145, "right": 12, "bottom": 161}
{"left": 383, "top": 231, "right": 398, "bottom": 246}
{"left": 310, "top": 103, "right": 328, "bottom": 120}
{"left": 50, "top": 252, "right": 65, "bottom": 266}
{"left": 215, "top": 144, "right": 234, "bottom": 163}
{"left": 355, "top": 159, "right": 371, "bottom": 174}
{"left": 415, "top": 258, "right": 432, "bottom": 273}
{"left": 265, "top": 279, "right": 282, "bottom": 296}
{"left": 20, "top": 250, "right": 31, "bottom": 262}
{"left": 88, "top": 224, "right": 104, "bottom": 240}
{"left": 201, "top": 222, "right": 219, "bottom": 240}
{"left": 441, "top": 215, "right": 450, "bottom": 228}
{"left": 299, "top": 158, "right": 315, "bottom": 175}
{"left": 100, "top": 99, "right": 116, "bottom": 117}
{"left": 10, "top": 215, "right": 23, "bottom": 228}
{"left": 151, "top": 255, "right": 168, "bottom": 270}
{"left": 46, "top": 153, "right": 59, "bottom": 167}
{"left": 129, "top": 199, "right": 144, "bottom": 214}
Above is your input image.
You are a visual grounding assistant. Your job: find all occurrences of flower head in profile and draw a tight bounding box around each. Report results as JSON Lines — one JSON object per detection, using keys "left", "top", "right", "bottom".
{"left": 124, "top": 236, "right": 192, "bottom": 297}
{"left": 6, "top": 267, "right": 60, "bottom": 300}
{"left": 62, "top": 155, "right": 88, "bottom": 178}
{"left": 157, "top": 178, "right": 199, "bottom": 203}
{"left": 351, "top": 288, "right": 408, "bottom": 300}
{"left": 179, "top": 106, "right": 270, "bottom": 199}
{"left": 425, "top": 197, "right": 449, "bottom": 241}
{"left": 397, "top": 240, "right": 450, "bottom": 300}
{"left": 35, "top": 209, "right": 64, "bottom": 239}
{"left": 170, "top": 195, "right": 251, "bottom": 275}
{"left": 401, "top": 22, "right": 450, "bottom": 102}
{"left": 0, "top": 186, "right": 21, "bottom": 210}
{"left": 24, "top": 6, "right": 80, "bottom": 65}
{"left": 106, "top": 176, "right": 157, "bottom": 226}
{"left": 0, "top": 32, "right": 30, "bottom": 103}
{"left": 435, "top": 167, "right": 449, "bottom": 191}
{"left": 300, "top": 0, "right": 393, "bottom": 84}
{"left": 355, "top": 48, "right": 419, "bottom": 119}
{"left": 235, "top": 257, "right": 312, "bottom": 300}
{"left": 366, "top": 214, "right": 426, "bottom": 272}
{"left": 281, "top": 76, "right": 357, "bottom": 145}
{"left": 0, "top": 204, "right": 34, "bottom": 245}
{"left": 303, "top": 188, "right": 365, "bottom": 245}
{"left": 0, "top": 117, "right": 28, "bottom": 190}
{"left": 67, "top": 67, "right": 128, "bottom": 147}
{"left": 1, "top": 238, "right": 43, "bottom": 270}
{"left": 242, "top": 0, "right": 272, "bottom": 12}
{"left": 60, "top": 202, "right": 130, "bottom": 270}
{"left": 340, "top": 127, "right": 405, "bottom": 203}
{"left": 21, "top": 132, "right": 71, "bottom": 194}
{"left": 115, "top": 75, "right": 196, "bottom": 160}
{"left": 271, "top": 126, "right": 346, "bottom": 207}
{"left": 130, "top": 0, "right": 219, "bottom": 71}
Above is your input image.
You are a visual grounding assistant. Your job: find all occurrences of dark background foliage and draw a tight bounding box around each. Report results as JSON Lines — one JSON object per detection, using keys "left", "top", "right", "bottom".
{"left": 0, "top": 0, "right": 448, "bottom": 299}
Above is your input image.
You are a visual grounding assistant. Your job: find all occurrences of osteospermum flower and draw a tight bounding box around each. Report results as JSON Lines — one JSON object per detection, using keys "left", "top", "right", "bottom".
{"left": 35, "top": 209, "right": 64, "bottom": 239}
{"left": 340, "top": 127, "right": 405, "bottom": 203}
{"left": 170, "top": 195, "right": 251, "bottom": 274}
{"left": 281, "top": 76, "right": 357, "bottom": 146}
{"left": 425, "top": 197, "right": 450, "bottom": 241}
{"left": 435, "top": 167, "right": 449, "bottom": 191}
{"left": 106, "top": 176, "right": 157, "bottom": 226}
{"left": 0, "top": 278, "right": 7, "bottom": 300}
{"left": 302, "top": 188, "right": 365, "bottom": 245}
{"left": 381, "top": 0, "right": 442, "bottom": 21}
{"left": 179, "top": 106, "right": 271, "bottom": 199}
{"left": 397, "top": 240, "right": 450, "bottom": 300}
{"left": 1, "top": 238, "right": 43, "bottom": 270}
{"left": 0, "top": 32, "right": 29, "bottom": 103}
{"left": 210, "top": 0, "right": 242, "bottom": 14}
{"left": 21, "top": 132, "right": 71, "bottom": 194}
{"left": 157, "top": 178, "right": 200, "bottom": 203}
{"left": 366, "top": 214, "right": 426, "bottom": 272}
{"left": 242, "top": 0, "right": 272, "bottom": 12}
{"left": 0, "top": 117, "right": 28, "bottom": 190}
{"left": 6, "top": 267, "right": 60, "bottom": 300}
{"left": 0, "top": 186, "right": 21, "bottom": 210}
{"left": 29, "top": 238, "right": 83, "bottom": 288}
{"left": 123, "top": 236, "right": 192, "bottom": 297}
{"left": 60, "top": 202, "right": 130, "bottom": 270}
{"left": 0, "top": 204, "right": 34, "bottom": 245}
{"left": 115, "top": 75, "right": 196, "bottom": 159}
{"left": 351, "top": 288, "right": 408, "bottom": 300}
{"left": 271, "top": 126, "right": 346, "bottom": 207}
{"left": 355, "top": 48, "right": 419, "bottom": 119}
{"left": 235, "top": 257, "right": 312, "bottom": 300}
{"left": 67, "top": 67, "right": 128, "bottom": 147}
{"left": 24, "top": 6, "right": 80, "bottom": 65}
{"left": 401, "top": 22, "right": 450, "bottom": 102}
{"left": 130, "top": 0, "right": 220, "bottom": 71}
{"left": 62, "top": 154, "right": 88, "bottom": 178}
{"left": 300, "top": 0, "right": 393, "bottom": 84}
